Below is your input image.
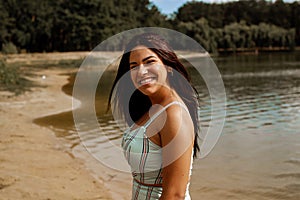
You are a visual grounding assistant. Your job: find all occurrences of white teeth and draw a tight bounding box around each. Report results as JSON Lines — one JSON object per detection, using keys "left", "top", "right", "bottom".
{"left": 139, "top": 78, "right": 153, "bottom": 85}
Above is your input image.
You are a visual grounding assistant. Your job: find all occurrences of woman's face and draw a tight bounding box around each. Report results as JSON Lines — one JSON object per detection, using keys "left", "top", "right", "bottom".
{"left": 129, "top": 46, "right": 169, "bottom": 96}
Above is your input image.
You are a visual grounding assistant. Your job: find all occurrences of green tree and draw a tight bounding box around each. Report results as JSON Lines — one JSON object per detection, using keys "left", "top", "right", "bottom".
{"left": 1, "top": 0, "right": 54, "bottom": 52}
{"left": 0, "top": 1, "right": 15, "bottom": 49}
{"left": 179, "top": 18, "right": 219, "bottom": 53}
{"left": 219, "top": 21, "right": 254, "bottom": 52}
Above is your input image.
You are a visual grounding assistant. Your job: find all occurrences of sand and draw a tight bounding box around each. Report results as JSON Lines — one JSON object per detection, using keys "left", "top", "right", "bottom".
{"left": 0, "top": 65, "right": 113, "bottom": 199}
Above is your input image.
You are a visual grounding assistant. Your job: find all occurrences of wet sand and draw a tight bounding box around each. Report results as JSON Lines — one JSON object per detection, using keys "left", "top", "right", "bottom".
{"left": 0, "top": 65, "right": 113, "bottom": 199}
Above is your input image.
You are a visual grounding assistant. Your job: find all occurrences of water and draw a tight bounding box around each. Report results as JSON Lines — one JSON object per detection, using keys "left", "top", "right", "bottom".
{"left": 35, "top": 52, "right": 300, "bottom": 199}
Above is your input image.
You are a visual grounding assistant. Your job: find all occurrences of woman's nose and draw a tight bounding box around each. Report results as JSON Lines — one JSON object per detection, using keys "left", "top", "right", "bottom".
{"left": 138, "top": 65, "right": 148, "bottom": 76}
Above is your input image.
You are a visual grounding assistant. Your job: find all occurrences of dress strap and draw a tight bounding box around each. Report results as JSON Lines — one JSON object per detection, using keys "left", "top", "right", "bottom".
{"left": 143, "top": 101, "right": 188, "bottom": 129}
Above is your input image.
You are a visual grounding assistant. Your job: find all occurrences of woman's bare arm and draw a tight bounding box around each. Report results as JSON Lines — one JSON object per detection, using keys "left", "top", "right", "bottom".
{"left": 159, "top": 105, "right": 194, "bottom": 200}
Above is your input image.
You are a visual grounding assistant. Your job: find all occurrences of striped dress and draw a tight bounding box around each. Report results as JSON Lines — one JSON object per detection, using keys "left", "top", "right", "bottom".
{"left": 122, "top": 101, "right": 192, "bottom": 200}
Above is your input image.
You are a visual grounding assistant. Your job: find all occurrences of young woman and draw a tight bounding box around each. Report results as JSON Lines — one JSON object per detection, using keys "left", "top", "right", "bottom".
{"left": 108, "top": 33, "right": 200, "bottom": 200}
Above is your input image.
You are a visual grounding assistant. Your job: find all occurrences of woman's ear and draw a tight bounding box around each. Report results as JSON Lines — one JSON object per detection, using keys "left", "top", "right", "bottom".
{"left": 167, "top": 67, "right": 173, "bottom": 76}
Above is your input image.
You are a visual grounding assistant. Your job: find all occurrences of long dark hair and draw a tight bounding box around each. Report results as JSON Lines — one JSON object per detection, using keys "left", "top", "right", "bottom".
{"left": 108, "top": 33, "right": 200, "bottom": 157}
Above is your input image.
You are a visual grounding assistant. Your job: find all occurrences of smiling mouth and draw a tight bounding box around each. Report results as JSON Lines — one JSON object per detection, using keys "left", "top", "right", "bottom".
{"left": 138, "top": 77, "right": 156, "bottom": 86}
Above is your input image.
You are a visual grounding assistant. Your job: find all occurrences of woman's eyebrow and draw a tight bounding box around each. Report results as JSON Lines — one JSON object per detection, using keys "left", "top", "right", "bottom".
{"left": 142, "top": 56, "right": 156, "bottom": 62}
{"left": 129, "top": 56, "right": 156, "bottom": 65}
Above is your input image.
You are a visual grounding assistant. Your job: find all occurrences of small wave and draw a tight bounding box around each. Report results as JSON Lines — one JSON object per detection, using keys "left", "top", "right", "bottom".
{"left": 285, "top": 159, "right": 300, "bottom": 166}
{"left": 223, "top": 69, "right": 300, "bottom": 78}
{"left": 274, "top": 173, "right": 300, "bottom": 179}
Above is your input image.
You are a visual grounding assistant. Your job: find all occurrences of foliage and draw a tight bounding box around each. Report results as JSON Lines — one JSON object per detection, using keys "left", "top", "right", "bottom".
{"left": 216, "top": 21, "right": 295, "bottom": 52}
{"left": 0, "top": 0, "right": 298, "bottom": 53}
{"left": 179, "top": 18, "right": 220, "bottom": 53}
{"left": 0, "top": 0, "right": 170, "bottom": 52}
{"left": 179, "top": 19, "right": 295, "bottom": 53}
{"left": 2, "top": 42, "right": 18, "bottom": 54}
{"left": 0, "top": 59, "right": 29, "bottom": 94}
{"left": 175, "top": 0, "right": 300, "bottom": 49}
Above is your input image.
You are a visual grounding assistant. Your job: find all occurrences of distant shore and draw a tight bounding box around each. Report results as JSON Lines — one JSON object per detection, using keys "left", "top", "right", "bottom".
{"left": 218, "top": 46, "right": 300, "bottom": 55}
{"left": 2, "top": 46, "right": 298, "bottom": 64}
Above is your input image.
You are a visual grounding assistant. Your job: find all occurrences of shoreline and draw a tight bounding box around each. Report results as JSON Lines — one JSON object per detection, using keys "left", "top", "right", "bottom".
{"left": 0, "top": 67, "right": 114, "bottom": 199}
{"left": 56, "top": 69, "right": 133, "bottom": 200}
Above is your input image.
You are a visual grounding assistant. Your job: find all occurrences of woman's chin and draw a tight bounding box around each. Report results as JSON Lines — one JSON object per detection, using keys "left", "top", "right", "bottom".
{"left": 138, "top": 86, "right": 156, "bottom": 96}
{"left": 139, "top": 89, "right": 155, "bottom": 96}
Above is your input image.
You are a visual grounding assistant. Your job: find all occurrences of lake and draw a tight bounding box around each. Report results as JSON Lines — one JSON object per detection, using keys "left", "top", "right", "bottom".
{"left": 35, "top": 51, "right": 300, "bottom": 199}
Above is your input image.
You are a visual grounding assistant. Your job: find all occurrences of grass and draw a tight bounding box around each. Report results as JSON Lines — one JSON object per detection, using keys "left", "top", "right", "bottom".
{"left": 0, "top": 59, "right": 32, "bottom": 95}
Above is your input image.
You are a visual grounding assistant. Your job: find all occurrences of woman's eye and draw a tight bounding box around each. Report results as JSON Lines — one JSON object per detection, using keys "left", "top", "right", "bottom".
{"left": 130, "top": 65, "right": 138, "bottom": 70}
{"left": 146, "top": 60, "right": 156, "bottom": 66}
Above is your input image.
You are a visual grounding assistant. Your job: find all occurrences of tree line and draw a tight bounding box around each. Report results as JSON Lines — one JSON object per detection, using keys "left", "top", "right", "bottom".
{"left": 0, "top": 0, "right": 299, "bottom": 53}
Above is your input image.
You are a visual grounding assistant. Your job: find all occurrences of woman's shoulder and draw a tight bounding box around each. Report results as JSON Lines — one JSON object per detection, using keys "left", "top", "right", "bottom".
{"left": 162, "top": 101, "right": 193, "bottom": 132}
{"left": 159, "top": 101, "right": 194, "bottom": 148}
{"left": 164, "top": 101, "right": 190, "bottom": 118}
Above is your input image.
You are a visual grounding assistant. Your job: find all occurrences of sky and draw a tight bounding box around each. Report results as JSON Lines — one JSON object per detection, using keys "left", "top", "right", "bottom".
{"left": 150, "top": 0, "right": 298, "bottom": 15}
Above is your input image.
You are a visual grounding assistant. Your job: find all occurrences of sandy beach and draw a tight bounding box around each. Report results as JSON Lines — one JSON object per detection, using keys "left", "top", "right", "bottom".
{"left": 0, "top": 58, "right": 113, "bottom": 199}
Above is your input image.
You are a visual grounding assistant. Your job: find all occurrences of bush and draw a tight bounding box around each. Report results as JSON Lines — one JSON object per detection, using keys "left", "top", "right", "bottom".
{"left": 0, "top": 59, "right": 26, "bottom": 94}
{"left": 2, "top": 42, "right": 18, "bottom": 54}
